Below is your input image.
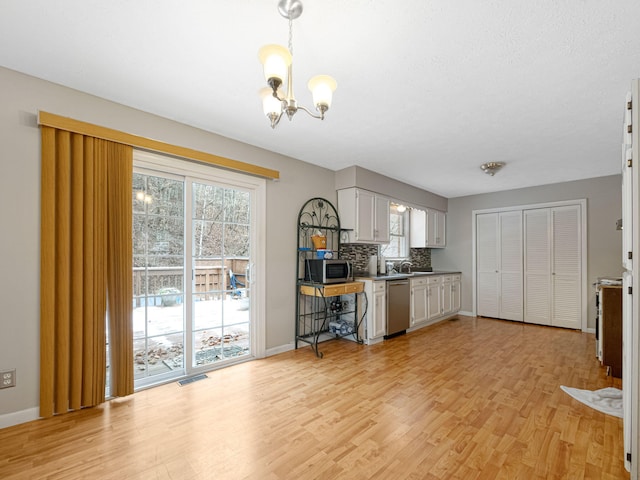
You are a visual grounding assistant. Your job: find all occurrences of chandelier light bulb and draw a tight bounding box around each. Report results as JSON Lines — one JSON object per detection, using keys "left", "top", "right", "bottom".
{"left": 308, "top": 75, "right": 337, "bottom": 113}
{"left": 258, "top": 44, "right": 292, "bottom": 89}
{"left": 260, "top": 87, "right": 282, "bottom": 116}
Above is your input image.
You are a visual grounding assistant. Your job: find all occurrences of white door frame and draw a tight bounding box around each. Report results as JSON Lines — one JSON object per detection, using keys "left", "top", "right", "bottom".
{"left": 472, "top": 199, "right": 588, "bottom": 332}
{"left": 134, "top": 150, "right": 267, "bottom": 366}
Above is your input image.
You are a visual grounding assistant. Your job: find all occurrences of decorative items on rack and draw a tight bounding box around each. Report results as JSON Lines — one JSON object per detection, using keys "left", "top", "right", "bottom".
{"left": 258, "top": 0, "right": 337, "bottom": 129}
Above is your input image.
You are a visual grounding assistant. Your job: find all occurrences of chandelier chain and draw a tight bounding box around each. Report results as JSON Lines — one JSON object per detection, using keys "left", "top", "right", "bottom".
{"left": 288, "top": 14, "right": 293, "bottom": 55}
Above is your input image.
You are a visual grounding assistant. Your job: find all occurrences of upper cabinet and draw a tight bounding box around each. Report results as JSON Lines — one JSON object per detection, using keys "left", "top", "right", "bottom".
{"left": 410, "top": 208, "right": 446, "bottom": 248}
{"left": 338, "top": 188, "right": 390, "bottom": 244}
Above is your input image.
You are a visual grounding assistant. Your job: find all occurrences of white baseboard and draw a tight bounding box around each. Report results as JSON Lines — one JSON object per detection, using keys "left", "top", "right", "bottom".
{"left": 459, "top": 310, "right": 474, "bottom": 317}
{"left": 585, "top": 327, "right": 595, "bottom": 334}
{"left": 265, "top": 343, "right": 295, "bottom": 357}
{"left": 0, "top": 407, "right": 39, "bottom": 429}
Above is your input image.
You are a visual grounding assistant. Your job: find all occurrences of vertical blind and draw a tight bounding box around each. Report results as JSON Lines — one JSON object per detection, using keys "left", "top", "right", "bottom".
{"left": 40, "top": 127, "right": 133, "bottom": 417}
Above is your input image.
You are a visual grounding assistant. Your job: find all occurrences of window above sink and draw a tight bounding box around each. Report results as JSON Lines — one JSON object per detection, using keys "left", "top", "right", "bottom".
{"left": 380, "top": 203, "right": 409, "bottom": 260}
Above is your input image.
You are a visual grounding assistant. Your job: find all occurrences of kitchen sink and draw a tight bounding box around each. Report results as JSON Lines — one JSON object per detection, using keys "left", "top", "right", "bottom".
{"left": 374, "top": 272, "right": 428, "bottom": 279}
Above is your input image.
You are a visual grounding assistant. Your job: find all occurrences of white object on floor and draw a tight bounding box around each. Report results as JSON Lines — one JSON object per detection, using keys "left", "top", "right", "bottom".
{"left": 560, "top": 386, "right": 623, "bottom": 418}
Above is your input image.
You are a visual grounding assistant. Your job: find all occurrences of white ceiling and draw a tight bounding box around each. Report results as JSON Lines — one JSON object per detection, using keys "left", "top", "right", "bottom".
{"left": 1, "top": 0, "right": 639, "bottom": 197}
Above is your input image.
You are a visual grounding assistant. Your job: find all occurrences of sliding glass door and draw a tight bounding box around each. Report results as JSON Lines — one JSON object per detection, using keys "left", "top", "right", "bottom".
{"left": 133, "top": 172, "right": 185, "bottom": 386}
{"left": 132, "top": 152, "right": 261, "bottom": 389}
{"left": 191, "top": 182, "right": 251, "bottom": 368}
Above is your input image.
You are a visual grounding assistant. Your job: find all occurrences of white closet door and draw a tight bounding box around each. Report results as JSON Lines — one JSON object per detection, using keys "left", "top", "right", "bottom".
{"left": 551, "top": 205, "right": 581, "bottom": 329}
{"left": 524, "top": 209, "right": 552, "bottom": 325}
{"left": 499, "top": 211, "right": 523, "bottom": 321}
{"left": 477, "top": 213, "right": 499, "bottom": 317}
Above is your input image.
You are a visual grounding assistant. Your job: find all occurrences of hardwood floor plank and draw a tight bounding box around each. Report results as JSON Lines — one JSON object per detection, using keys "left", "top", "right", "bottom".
{"left": 0, "top": 316, "right": 628, "bottom": 479}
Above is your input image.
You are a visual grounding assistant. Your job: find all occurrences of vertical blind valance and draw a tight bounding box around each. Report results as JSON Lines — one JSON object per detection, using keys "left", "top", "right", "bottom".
{"left": 37, "top": 111, "right": 280, "bottom": 180}
{"left": 40, "top": 127, "right": 133, "bottom": 418}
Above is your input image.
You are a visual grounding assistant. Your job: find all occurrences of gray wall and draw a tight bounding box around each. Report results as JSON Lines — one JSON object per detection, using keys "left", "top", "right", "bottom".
{"left": 431, "top": 175, "right": 622, "bottom": 329}
{"left": 0, "top": 66, "right": 337, "bottom": 417}
{"left": 335, "top": 165, "right": 448, "bottom": 211}
{"left": 0, "top": 64, "right": 622, "bottom": 421}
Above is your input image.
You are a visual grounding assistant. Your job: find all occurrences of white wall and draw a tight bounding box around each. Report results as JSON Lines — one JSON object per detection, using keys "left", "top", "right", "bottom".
{"left": 431, "top": 175, "right": 622, "bottom": 329}
{"left": 0, "top": 67, "right": 337, "bottom": 418}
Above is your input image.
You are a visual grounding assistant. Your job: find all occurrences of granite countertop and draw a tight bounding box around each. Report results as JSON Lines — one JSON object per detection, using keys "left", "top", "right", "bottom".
{"left": 355, "top": 270, "right": 461, "bottom": 281}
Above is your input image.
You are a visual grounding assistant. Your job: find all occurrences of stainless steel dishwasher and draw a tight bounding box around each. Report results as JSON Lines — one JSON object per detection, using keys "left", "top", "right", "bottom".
{"left": 385, "top": 279, "right": 410, "bottom": 338}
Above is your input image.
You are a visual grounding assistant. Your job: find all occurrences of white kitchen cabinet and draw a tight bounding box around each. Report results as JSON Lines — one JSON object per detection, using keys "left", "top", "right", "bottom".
{"left": 434, "top": 210, "right": 446, "bottom": 247}
{"left": 410, "top": 277, "right": 428, "bottom": 326}
{"left": 442, "top": 274, "right": 462, "bottom": 316}
{"left": 442, "top": 275, "right": 453, "bottom": 315}
{"left": 410, "top": 208, "right": 446, "bottom": 248}
{"left": 451, "top": 274, "right": 461, "bottom": 312}
{"left": 408, "top": 273, "right": 461, "bottom": 329}
{"left": 371, "top": 281, "right": 386, "bottom": 339}
{"left": 427, "top": 276, "right": 442, "bottom": 321}
{"left": 361, "top": 279, "right": 386, "bottom": 343}
{"left": 338, "top": 188, "right": 390, "bottom": 244}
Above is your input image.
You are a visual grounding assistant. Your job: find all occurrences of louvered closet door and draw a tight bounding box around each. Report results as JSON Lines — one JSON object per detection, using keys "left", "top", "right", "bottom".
{"left": 476, "top": 213, "right": 499, "bottom": 317}
{"left": 524, "top": 209, "right": 552, "bottom": 325}
{"left": 499, "top": 211, "right": 523, "bottom": 321}
{"left": 551, "top": 205, "right": 581, "bottom": 329}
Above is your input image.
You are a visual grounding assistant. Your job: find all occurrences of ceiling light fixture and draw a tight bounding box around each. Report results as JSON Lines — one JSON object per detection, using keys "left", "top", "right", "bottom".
{"left": 258, "top": 0, "right": 337, "bottom": 129}
{"left": 480, "top": 162, "right": 505, "bottom": 176}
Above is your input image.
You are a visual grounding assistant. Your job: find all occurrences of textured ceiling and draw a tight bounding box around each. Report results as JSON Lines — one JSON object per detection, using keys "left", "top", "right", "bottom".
{"left": 1, "top": 0, "right": 639, "bottom": 197}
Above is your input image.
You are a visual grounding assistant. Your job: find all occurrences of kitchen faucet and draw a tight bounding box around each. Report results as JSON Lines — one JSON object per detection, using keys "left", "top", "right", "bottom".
{"left": 400, "top": 261, "right": 413, "bottom": 273}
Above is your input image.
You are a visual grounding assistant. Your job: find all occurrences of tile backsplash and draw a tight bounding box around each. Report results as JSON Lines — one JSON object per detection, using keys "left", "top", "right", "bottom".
{"left": 339, "top": 244, "right": 431, "bottom": 274}
{"left": 339, "top": 244, "right": 378, "bottom": 274}
{"left": 409, "top": 248, "right": 431, "bottom": 268}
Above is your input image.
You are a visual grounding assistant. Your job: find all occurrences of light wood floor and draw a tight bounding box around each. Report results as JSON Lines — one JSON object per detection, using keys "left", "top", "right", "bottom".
{"left": 0, "top": 316, "right": 627, "bottom": 479}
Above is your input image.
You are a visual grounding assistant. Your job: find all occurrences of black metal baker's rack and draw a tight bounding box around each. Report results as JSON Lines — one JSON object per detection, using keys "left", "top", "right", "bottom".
{"left": 295, "top": 197, "right": 366, "bottom": 357}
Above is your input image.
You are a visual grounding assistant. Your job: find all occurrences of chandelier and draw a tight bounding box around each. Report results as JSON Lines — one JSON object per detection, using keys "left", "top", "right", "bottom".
{"left": 258, "top": 0, "right": 337, "bottom": 129}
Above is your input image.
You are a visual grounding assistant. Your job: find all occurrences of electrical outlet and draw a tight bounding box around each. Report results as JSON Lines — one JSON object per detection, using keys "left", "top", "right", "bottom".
{"left": 0, "top": 369, "right": 16, "bottom": 388}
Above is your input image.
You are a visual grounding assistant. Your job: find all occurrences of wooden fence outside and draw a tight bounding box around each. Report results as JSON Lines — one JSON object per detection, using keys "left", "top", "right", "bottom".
{"left": 133, "top": 258, "right": 249, "bottom": 307}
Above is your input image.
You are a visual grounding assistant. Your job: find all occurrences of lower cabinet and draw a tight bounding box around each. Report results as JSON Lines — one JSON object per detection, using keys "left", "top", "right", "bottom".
{"left": 427, "top": 277, "right": 442, "bottom": 320}
{"left": 442, "top": 274, "right": 461, "bottom": 316}
{"left": 363, "top": 273, "right": 461, "bottom": 341}
{"left": 361, "top": 279, "right": 386, "bottom": 343}
{"left": 413, "top": 274, "right": 461, "bottom": 327}
{"left": 442, "top": 275, "right": 452, "bottom": 315}
{"left": 410, "top": 277, "right": 428, "bottom": 326}
{"left": 451, "top": 274, "right": 461, "bottom": 312}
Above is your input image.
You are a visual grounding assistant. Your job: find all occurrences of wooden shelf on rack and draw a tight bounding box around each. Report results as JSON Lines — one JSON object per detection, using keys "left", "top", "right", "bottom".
{"left": 299, "top": 282, "right": 364, "bottom": 297}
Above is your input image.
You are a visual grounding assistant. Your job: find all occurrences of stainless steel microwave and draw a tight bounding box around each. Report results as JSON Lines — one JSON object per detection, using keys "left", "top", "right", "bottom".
{"left": 304, "top": 259, "right": 352, "bottom": 284}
